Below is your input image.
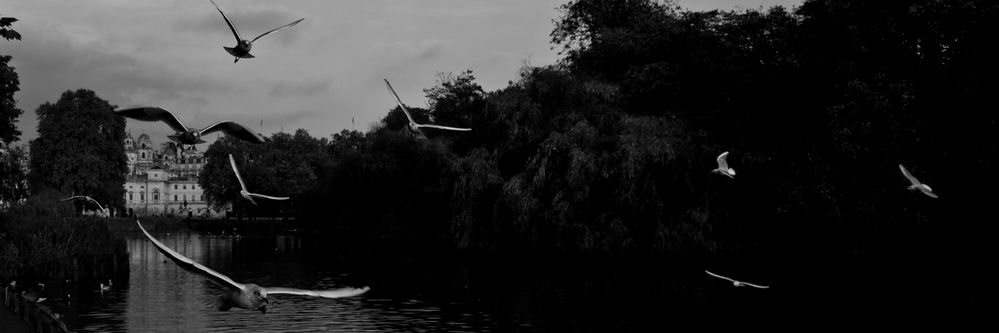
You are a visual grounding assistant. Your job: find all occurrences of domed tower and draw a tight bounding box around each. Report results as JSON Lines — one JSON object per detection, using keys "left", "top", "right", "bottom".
{"left": 124, "top": 132, "right": 137, "bottom": 174}
{"left": 135, "top": 133, "right": 154, "bottom": 175}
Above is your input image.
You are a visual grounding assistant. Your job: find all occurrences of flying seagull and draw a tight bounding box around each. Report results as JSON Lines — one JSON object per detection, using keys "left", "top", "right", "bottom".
{"left": 899, "top": 164, "right": 939, "bottom": 199}
{"left": 228, "top": 154, "right": 289, "bottom": 205}
{"left": 114, "top": 106, "right": 265, "bottom": 146}
{"left": 136, "top": 219, "right": 369, "bottom": 313}
{"left": 61, "top": 195, "right": 109, "bottom": 217}
{"left": 383, "top": 79, "right": 472, "bottom": 136}
{"left": 711, "top": 151, "right": 736, "bottom": 178}
{"left": 705, "top": 270, "right": 769, "bottom": 289}
{"left": 209, "top": 0, "right": 305, "bottom": 63}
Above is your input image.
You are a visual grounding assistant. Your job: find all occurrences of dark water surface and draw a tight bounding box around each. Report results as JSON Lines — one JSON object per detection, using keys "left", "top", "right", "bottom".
{"left": 54, "top": 230, "right": 976, "bottom": 332}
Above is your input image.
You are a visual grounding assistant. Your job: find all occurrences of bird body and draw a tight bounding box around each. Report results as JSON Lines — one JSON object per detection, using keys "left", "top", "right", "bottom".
{"left": 136, "top": 219, "right": 367, "bottom": 313}
{"left": 383, "top": 79, "right": 472, "bottom": 136}
{"left": 114, "top": 106, "right": 265, "bottom": 146}
{"left": 705, "top": 270, "right": 769, "bottom": 289}
{"left": 209, "top": 0, "right": 304, "bottom": 63}
{"left": 899, "top": 164, "right": 938, "bottom": 198}
{"left": 711, "top": 151, "right": 736, "bottom": 178}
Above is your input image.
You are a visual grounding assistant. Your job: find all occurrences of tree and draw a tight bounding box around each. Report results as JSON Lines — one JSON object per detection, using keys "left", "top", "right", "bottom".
{"left": 28, "top": 89, "right": 127, "bottom": 210}
{"left": 0, "top": 145, "right": 28, "bottom": 209}
{"left": 0, "top": 15, "right": 20, "bottom": 42}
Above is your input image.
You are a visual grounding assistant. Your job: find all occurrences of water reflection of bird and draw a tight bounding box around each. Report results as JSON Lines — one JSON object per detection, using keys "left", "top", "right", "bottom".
{"left": 137, "top": 219, "right": 369, "bottom": 313}
{"left": 229, "top": 154, "right": 289, "bottom": 205}
{"left": 208, "top": 0, "right": 305, "bottom": 63}
{"left": 384, "top": 79, "right": 472, "bottom": 137}
{"left": 711, "top": 151, "right": 736, "bottom": 179}
{"left": 899, "top": 164, "right": 939, "bottom": 199}
{"left": 114, "top": 106, "right": 265, "bottom": 146}
{"left": 61, "top": 195, "right": 110, "bottom": 217}
{"left": 705, "top": 270, "right": 769, "bottom": 289}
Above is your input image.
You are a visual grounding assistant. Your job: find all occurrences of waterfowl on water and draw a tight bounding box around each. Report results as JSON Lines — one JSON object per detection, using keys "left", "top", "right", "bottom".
{"left": 136, "top": 219, "right": 369, "bottom": 313}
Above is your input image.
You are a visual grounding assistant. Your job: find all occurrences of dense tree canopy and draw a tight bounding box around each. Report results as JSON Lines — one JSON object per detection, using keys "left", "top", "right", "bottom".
{"left": 1, "top": 13, "right": 21, "bottom": 145}
{"left": 28, "top": 89, "right": 127, "bottom": 211}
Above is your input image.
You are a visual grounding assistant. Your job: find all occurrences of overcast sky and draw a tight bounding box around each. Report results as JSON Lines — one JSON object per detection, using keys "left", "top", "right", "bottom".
{"left": 4, "top": 0, "right": 802, "bottom": 148}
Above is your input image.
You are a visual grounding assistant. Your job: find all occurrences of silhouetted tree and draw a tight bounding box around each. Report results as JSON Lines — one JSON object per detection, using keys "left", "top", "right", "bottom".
{"left": 28, "top": 89, "right": 127, "bottom": 210}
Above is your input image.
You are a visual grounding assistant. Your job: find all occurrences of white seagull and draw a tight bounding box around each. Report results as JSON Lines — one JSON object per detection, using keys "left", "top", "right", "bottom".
{"left": 899, "top": 164, "right": 938, "bottom": 199}
{"left": 229, "top": 154, "right": 289, "bottom": 205}
{"left": 114, "top": 106, "right": 265, "bottom": 146}
{"left": 136, "top": 219, "right": 369, "bottom": 313}
{"left": 711, "top": 151, "right": 736, "bottom": 178}
{"left": 383, "top": 79, "right": 472, "bottom": 136}
{"left": 209, "top": 0, "right": 305, "bottom": 63}
{"left": 705, "top": 270, "right": 769, "bottom": 289}
{"left": 61, "top": 195, "right": 109, "bottom": 217}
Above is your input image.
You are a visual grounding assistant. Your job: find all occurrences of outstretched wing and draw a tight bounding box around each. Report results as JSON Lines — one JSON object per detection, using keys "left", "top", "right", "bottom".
{"left": 199, "top": 121, "right": 265, "bottom": 144}
{"left": 136, "top": 219, "right": 245, "bottom": 291}
{"left": 209, "top": 0, "right": 241, "bottom": 41}
{"left": 114, "top": 106, "right": 188, "bottom": 133}
{"left": 61, "top": 195, "right": 87, "bottom": 202}
{"left": 228, "top": 154, "right": 249, "bottom": 192}
{"left": 248, "top": 193, "right": 290, "bottom": 201}
{"left": 716, "top": 152, "right": 730, "bottom": 170}
{"left": 705, "top": 270, "right": 735, "bottom": 283}
{"left": 383, "top": 79, "right": 416, "bottom": 124}
{"left": 920, "top": 187, "right": 939, "bottom": 199}
{"left": 250, "top": 18, "right": 305, "bottom": 43}
{"left": 264, "top": 286, "right": 370, "bottom": 299}
{"left": 415, "top": 124, "right": 472, "bottom": 132}
{"left": 742, "top": 282, "right": 770, "bottom": 289}
{"left": 898, "top": 164, "right": 921, "bottom": 186}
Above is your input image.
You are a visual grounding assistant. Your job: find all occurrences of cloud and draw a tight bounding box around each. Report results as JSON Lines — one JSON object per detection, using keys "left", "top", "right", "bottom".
{"left": 268, "top": 78, "right": 331, "bottom": 97}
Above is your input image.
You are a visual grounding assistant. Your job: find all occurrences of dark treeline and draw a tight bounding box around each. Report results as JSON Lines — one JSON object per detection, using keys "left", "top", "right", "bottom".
{"left": 202, "top": 1, "right": 999, "bottom": 271}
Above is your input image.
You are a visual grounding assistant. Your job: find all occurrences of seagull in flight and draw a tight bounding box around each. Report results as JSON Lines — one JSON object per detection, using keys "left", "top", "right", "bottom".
{"left": 899, "top": 164, "right": 938, "bottom": 199}
{"left": 228, "top": 154, "right": 289, "bottom": 205}
{"left": 136, "top": 219, "right": 369, "bottom": 313}
{"left": 705, "top": 270, "right": 769, "bottom": 289}
{"left": 114, "top": 106, "right": 265, "bottom": 147}
{"left": 711, "top": 151, "right": 736, "bottom": 178}
{"left": 383, "top": 79, "right": 471, "bottom": 136}
{"left": 209, "top": 0, "right": 305, "bottom": 63}
{"left": 61, "top": 195, "right": 109, "bottom": 217}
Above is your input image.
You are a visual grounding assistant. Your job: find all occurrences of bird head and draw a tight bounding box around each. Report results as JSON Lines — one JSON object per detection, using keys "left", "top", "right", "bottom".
{"left": 246, "top": 284, "right": 269, "bottom": 312}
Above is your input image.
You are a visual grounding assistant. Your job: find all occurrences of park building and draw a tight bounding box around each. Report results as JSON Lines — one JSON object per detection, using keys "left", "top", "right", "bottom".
{"left": 122, "top": 132, "right": 223, "bottom": 218}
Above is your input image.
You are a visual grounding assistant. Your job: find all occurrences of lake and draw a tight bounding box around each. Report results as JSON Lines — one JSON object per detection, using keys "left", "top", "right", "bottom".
{"left": 51, "top": 229, "right": 960, "bottom": 332}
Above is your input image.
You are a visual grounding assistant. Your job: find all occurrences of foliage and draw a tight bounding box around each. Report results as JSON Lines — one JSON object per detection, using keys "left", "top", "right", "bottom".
{"left": 27, "top": 89, "right": 127, "bottom": 210}
{"left": 0, "top": 55, "right": 21, "bottom": 144}
{"left": 0, "top": 14, "right": 20, "bottom": 41}
{"left": 0, "top": 145, "right": 28, "bottom": 209}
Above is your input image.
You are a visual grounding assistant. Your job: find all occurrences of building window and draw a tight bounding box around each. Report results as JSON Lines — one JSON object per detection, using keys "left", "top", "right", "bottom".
{"left": 140, "top": 192, "right": 145, "bottom": 201}
{"left": 174, "top": 195, "right": 178, "bottom": 201}
{"left": 128, "top": 193, "right": 133, "bottom": 201}
{"left": 183, "top": 185, "right": 187, "bottom": 190}
{"left": 174, "top": 185, "right": 178, "bottom": 190}
{"left": 153, "top": 194, "right": 159, "bottom": 202}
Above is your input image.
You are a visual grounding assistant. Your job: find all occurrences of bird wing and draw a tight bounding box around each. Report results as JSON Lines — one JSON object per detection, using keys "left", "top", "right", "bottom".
{"left": 199, "top": 121, "right": 265, "bottom": 144}
{"left": 61, "top": 195, "right": 86, "bottom": 202}
{"left": 247, "top": 193, "right": 290, "bottom": 201}
{"left": 921, "top": 187, "right": 939, "bottom": 199}
{"left": 228, "top": 154, "right": 249, "bottom": 192}
{"left": 209, "top": 0, "right": 241, "bottom": 41}
{"left": 383, "top": 79, "right": 416, "bottom": 124}
{"left": 415, "top": 124, "right": 472, "bottom": 131}
{"left": 264, "top": 286, "right": 370, "bottom": 299}
{"left": 705, "top": 270, "right": 735, "bottom": 283}
{"left": 84, "top": 196, "right": 107, "bottom": 211}
{"left": 250, "top": 18, "right": 305, "bottom": 43}
{"left": 136, "top": 219, "right": 245, "bottom": 291}
{"left": 114, "top": 106, "right": 188, "bottom": 133}
{"left": 899, "top": 164, "right": 920, "bottom": 185}
{"left": 742, "top": 282, "right": 770, "bottom": 289}
{"left": 716, "top": 152, "right": 730, "bottom": 170}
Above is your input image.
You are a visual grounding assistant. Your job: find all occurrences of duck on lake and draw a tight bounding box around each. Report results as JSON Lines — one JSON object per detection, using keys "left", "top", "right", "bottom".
{"left": 136, "top": 219, "right": 369, "bottom": 313}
